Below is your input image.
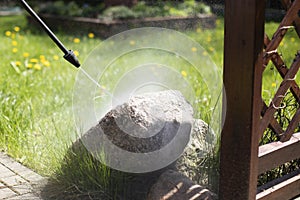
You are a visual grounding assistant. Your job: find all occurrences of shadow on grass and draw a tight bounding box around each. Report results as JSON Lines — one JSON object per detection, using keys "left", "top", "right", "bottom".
{"left": 40, "top": 139, "right": 173, "bottom": 200}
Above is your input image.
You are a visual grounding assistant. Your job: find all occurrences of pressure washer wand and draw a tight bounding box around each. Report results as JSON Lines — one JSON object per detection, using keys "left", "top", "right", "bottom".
{"left": 20, "top": 0, "right": 80, "bottom": 68}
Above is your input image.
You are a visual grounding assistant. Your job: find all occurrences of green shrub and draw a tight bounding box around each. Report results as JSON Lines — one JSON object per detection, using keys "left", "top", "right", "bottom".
{"left": 132, "top": 1, "right": 164, "bottom": 18}
{"left": 37, "top": 0, "right": 212, "bottom": 19}
{"left": 177, "top": 0, "right": 211, "bottom": 16}
{"left": 66, "top": 1, "right": 82, "bottom": 16}
{"left": 39, "top": 1, "right": 105, "bottom": 18}
{"left": 101, "top": 6, "right": 137, "bottom": 20}
{"left": 81, "top": 4, "right": 105, "bottom": 18}
{"left": 39, "top": 1, "right": 81, "bottom": 16}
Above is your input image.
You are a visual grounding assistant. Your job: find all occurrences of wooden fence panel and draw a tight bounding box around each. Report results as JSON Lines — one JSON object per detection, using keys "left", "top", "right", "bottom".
{"left": 256, "top": 0, "right": 300, "bottom": 198}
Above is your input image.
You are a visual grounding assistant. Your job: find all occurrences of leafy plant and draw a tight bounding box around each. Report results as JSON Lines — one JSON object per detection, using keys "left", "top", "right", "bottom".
{"left": 37, "top": 0, "right": 212, "bottom": 19}
{"left": 101, "top": 6, "right": 137, "bottom": 20}
{"left": 132, "top": 1, "right": 164, "bottom": 18}
{"left": 38, "top": 1, "right": 105, "bottom": 18}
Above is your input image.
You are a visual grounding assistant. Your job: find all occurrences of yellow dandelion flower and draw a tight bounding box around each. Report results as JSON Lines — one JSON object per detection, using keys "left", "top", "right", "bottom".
{"left": 202, "top": 51, "right": 208, "bottom": 56}
{"left": 280, "top": 41, "right": 284, "bottom": 47}
{"left": 39, "top": 55, "right": 46, "bottom": 61}
{"left": 207, "top": 36, "right": 212, "bottom": 43}
{"left": 15, "top": 61, "right": 22, "bottom": 66}
{"left": 73, "top": 38, "right": 80, "bottom": 43}
{"left": 12, "top": 40, "right": 18, "bottom": 46}
{"left": 271, "top": 82, "right": 276, "bottom": 87}
{"left": 196, "top": 28, "right": 202, "bottom": 33}
{"left": 43, "top": 61, "right": 51, "bottom": 67}
{"left": 23, "top": 52, "right": 30, "bottom": 58}
{"left": 12, "top": 48, "right": 18, "bottom": 53}
{"left": 88, "top": 32, "right": 95, "bottom": 38}
{"left": 291, "top": 37, "right": 295, "bottom": 42}
{"left": 5, "top": 31, "right": 12, "bottom": 37}
{"left": 26, "top": 63, "right": 33, "bottom": 69}
{"left": 34, "top": 64, "right": 42, "bottom": 70}
{"left": 14, "top": 26, "right": 20, "bottom": 32}
{"left": 53, "top": 55, "right": 59, "bottom": 61}
{"left": 30, "top": 58, "right": 39, "bottom": 63}
{"left": 129, "top": 40, "right": 135, "bottom": 46}
{"left": 74, "top": 50, "right": 79, "bottom": 56}
{"left": 209, "top": 47, "right": 215, "bottom": 52}
{"left": 181, "top": 70, "right": 187, "bottom": 77}
{"left": 191, "top": 47, "right": 197, "bottom": 52}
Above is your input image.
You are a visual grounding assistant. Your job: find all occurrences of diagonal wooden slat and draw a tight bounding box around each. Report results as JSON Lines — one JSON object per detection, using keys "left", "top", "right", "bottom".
{"left": 264, "top": 35, "right": 300, "bottom": 104}
{"left": 281, "top": 108, "right": 300, "bottom": 141}
{"left": 259, "top": 52, "right": 300, "bottom": 135}
{"left": 260, "top": 98, "right": 283, "bottom": 138}
{"left": 280, "top": 0, "right": 292, "bottom": 10}
{"left": 281, "top": 0, "right": 300, "bottom": 37}
{"left": 269, "top": 51, "right": 300, "bottom": 103}
{"left": 264, "top": 0, "right": 300, "bottom": 65}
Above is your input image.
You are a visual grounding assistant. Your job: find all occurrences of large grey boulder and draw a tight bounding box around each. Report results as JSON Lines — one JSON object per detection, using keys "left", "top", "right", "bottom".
{"left": 99, "top": 90, "right": 194, "bottom": 152}
{"left": 81, "top": 90, "right": 194, "bottom": 173}
{"left": 70, "top": 90, "right": 215, "bottom": 199}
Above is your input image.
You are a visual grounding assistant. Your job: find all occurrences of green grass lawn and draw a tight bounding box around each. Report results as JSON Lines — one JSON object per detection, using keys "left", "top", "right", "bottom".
{"left": 0, "top": 15, "right": 100, "bottom": 174}
{"left": 0, "top": 14, "right": 299, "bottom": 198}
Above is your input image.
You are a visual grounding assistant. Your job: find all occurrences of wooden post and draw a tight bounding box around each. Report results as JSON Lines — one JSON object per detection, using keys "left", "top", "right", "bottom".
{"left": 219, "top": 0, "right": 266, "bottom": 199}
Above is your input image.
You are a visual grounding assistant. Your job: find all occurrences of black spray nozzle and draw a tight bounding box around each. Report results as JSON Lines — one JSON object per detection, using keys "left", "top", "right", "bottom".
{"left": 64, "top": 50, "right": 81, "bottom": 68}
{"left": 20, "top": 0, "right": 80, "bottom": 68}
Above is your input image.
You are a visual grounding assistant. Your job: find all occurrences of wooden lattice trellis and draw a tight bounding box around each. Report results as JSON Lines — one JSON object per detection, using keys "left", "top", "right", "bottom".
{"left": 257, "top": 0, "right": 300, "bottom": 199}
{"left": 260, "top": 0, "right": 300, "bottom": 142}
{"left": 220, "top": 0, "right": 300, "bottom": 199}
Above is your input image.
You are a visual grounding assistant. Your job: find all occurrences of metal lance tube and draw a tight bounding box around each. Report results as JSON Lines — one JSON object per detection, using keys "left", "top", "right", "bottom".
{"left": 20, "top": 0, "right": 80, "bottom": 68}
{"left": 20, "top": 0, "right": 117, "bottom": 101}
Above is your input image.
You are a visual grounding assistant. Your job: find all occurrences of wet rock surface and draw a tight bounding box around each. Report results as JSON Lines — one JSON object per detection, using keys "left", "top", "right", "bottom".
{"left": 98, "top": 90, "right": 194, "bottom": 153}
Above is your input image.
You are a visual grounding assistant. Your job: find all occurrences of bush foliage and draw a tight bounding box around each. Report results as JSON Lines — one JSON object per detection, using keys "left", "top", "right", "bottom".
{"left": 37, "top": 0, "right": 211, "bottom": 19}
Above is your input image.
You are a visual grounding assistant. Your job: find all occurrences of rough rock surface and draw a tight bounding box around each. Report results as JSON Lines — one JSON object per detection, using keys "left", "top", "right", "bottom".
{"left": 99, "top": 90, "right": 194, "bottom": 153}
{"left": 80, "top": 90, "right": 195, "bottom": 173}
{"left": 176, "top": 119, "right": 216, "bottom": 183}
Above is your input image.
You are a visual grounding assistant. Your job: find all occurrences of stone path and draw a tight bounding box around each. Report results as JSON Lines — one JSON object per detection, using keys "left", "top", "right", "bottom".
{"left": 0, "top": 152, "right": 44, "bottom": 200}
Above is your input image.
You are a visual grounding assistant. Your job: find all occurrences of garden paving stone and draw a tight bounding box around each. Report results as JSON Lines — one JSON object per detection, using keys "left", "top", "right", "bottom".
{"left": 0, "top": 164, "right": 15, "bottom": 178}
{"left": 0, "top": 181, "right": 5, "bottom": 188}
{"left": 0, "top": 152, "right": 44, "bottom": 199}
{"left": 1, "top": 174, "right": 27, "bottom": 186}
{"left": 12, "top": 183, "right": 33, "bottom": 195}
{"left": 6, "top": 193, "right": 41, "bottom": 200}
{"left": 0, "top": 187, "right": 17, "bottom": 199}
